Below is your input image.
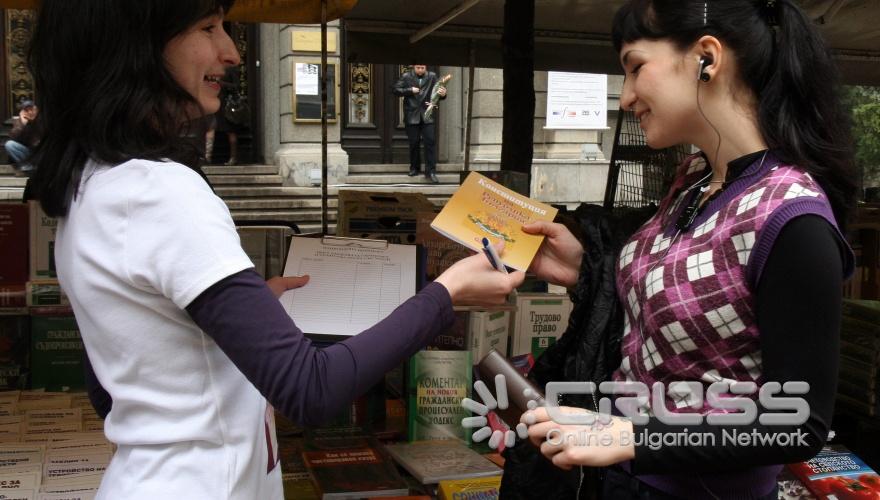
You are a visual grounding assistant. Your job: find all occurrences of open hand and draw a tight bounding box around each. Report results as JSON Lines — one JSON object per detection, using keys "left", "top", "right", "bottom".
{"left": 521, "top": 406, "right": 635, "bottom": 470}
{"left": 522, "top": 221, "right": 584, "bottom": 288}
{"left": 266, "top": 275, "right": 310, "bottom": 298}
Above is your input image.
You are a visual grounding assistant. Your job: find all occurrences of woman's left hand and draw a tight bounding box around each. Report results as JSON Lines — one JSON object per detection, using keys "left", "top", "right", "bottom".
{"left": 266, "top": 275, "right": 310, "bottom": 299}
{"left": 522, "top": 406, "right": 636, "bottom": 470}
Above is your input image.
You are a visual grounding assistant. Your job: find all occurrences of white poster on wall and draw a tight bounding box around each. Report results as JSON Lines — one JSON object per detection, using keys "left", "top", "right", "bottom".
{"left": 545, "top": 72, "right": 607, "bottom": 129}
{"left": 295, "top": 63, "right": 319, "bottom": 96}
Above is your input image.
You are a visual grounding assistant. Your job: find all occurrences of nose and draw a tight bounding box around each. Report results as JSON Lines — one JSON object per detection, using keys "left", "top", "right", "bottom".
{"left": 220, "top": 27, "right": 241, "bottom": 67}
{"left": 620, "top": 76, "right": 636, "bottom": 112}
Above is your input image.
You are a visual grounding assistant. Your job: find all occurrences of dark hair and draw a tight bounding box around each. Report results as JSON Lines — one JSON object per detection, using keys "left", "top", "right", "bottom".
{"left": 612, "top": 0, "right": 857, "bottom": 230}
{"left": 28, "top": 0, "right": 235, "bottom": 217}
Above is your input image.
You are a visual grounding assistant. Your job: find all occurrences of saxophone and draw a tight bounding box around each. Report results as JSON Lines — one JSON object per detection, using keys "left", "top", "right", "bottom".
{"left": 423, "top": 74, "right": 452, "bottom": 121}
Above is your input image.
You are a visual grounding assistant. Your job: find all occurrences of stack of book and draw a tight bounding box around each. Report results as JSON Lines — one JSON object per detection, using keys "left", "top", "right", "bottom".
{"left": 0, "top": 390, "right": 109, "bottom": 499}
{"left": 0, "top": 201, "right": 85, "bottom": 393}
{"left": 837, "top": 300, "right": 880, "bottom": 418}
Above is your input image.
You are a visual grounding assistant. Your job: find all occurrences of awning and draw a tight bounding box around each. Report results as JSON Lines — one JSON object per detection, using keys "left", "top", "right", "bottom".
{"left": 0, "top": 0, "right": 358, "bottom": 24}
{"left": 343, "top": 0, "right": 880, "bottom": 86}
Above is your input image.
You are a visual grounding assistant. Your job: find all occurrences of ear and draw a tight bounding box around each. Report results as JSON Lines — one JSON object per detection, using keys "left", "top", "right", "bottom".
{"left": 692, "top": 35, "right": 723, "bottom": 83}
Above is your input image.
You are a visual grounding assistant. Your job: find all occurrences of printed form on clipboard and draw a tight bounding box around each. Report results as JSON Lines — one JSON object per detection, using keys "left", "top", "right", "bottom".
{"left": 278, "top": 236, "right": 417, "bottom": 337}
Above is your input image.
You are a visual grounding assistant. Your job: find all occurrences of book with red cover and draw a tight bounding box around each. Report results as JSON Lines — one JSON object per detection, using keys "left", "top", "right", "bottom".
{"left": 787, "top": 445, "right": 880, "bottom": 499}
{"left": 0, "top": 203, "right": 28, "bottom": 287}
{"left": 302, "top": 426, "right": 408, "bottom": 499}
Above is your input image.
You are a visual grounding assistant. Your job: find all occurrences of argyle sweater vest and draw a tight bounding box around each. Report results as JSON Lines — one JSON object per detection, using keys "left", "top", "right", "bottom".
{"left": 612, "top": 153, "right": 845, "bottom": 414}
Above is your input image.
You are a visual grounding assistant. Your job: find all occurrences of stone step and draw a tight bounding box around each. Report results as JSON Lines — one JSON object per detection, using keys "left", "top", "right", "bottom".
{"left": 207, "top": 174, "right": 283, "bottom": 185}
{"left": 0, "top": 165, "right": 19, "bottom": 175}
{"left": 0, "top": 177, "right": 27, "bottom": 188}
{"left": 332, "top": 185, "right": 459, "bottom": 196}
{"left": 231, "top": 209, "right": 338, "bottom": 221}
{"left": 348, "top": 163, "right": 463, "bottom": 174}
{"left": 225, "top": 195, "right": 449, "bottom": 211}
{"left": 214, "top": 186, "right": 322, "bottom": 197}
{"left": 224, "top": 198, "right": 338, "bottom": 210}
{"left": 343, "top": 173, "right": 460, "bottom": 185}
{"left": 216, "top": 184, "right": 458, "bottom": 198}
{"left": 203, "top": 165, "right": 278, "bottom": 175}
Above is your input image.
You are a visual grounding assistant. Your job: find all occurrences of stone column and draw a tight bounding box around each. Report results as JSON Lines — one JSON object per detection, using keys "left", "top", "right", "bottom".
{"left": 438, "top": 66, "right": 464, "bottom": 164}
{"left": 267, "top": 22, "right": 349, "bottom": 186}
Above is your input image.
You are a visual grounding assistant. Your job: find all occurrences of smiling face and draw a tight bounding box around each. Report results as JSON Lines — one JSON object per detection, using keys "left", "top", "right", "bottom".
{"left": 163, "top": 13, "right": 240, "bottom": 116}
{"left": 619, "top": 39, "right": 703, "bottom": 149}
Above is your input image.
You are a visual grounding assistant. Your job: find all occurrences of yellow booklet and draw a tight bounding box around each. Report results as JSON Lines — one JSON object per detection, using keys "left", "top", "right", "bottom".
{"left": 431, "top": 172, "right": 557, "bottom": 271}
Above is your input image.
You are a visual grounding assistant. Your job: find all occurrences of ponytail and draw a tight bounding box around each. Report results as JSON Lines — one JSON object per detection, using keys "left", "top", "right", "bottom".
{"left": 757, "top": 0, "right": 857, "bottom": 230}
{"left": 612, "top": 0, "right": 857, "bottom": 230}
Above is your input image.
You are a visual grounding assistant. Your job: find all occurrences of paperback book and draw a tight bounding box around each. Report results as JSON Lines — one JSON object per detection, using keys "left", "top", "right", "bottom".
{"left": 385, "top": 440, "right": 501, "bottom": 484}
{"left": 787, "top": 445, "right": 880, "bottom": 499}
{"left": 431, "top": 172, "right": 557, "bottom": 271}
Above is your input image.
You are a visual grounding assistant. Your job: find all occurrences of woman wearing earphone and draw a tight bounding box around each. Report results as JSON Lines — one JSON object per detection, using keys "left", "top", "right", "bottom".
{"left": 518, "top": 0, "right": 857, "bottom": 498}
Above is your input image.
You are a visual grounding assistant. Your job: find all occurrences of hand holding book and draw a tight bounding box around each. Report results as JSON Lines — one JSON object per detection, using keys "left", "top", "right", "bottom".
{"left": 521, "top": 221, "right": 584, "bottom": 288}
{"left": 432, "top": 172, "right": 559, "bottom": 272}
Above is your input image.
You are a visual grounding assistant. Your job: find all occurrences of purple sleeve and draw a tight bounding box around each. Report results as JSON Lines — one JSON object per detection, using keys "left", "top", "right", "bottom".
{"left": 185, "top": 270, "right": 455, "bottom": 427}
{"left": 746, "top": 197, "right": 854, "bottom": 289}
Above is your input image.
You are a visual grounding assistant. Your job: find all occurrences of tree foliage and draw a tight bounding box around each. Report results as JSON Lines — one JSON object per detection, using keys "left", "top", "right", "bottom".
{"left": 844, "top": 86, "right": 880, "bottom": 186}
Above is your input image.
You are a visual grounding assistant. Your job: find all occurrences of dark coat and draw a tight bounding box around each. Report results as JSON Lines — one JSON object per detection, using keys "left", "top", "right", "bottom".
{"left": 499, "top": 203, "right": 656, "bottom": 500}
{"left": 392, "top": 70, "right": 445, "bottom": 125}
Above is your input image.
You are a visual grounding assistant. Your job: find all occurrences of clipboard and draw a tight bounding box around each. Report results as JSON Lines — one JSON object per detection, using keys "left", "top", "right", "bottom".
{"left": 277, "top": 236, "right": 417, "bottom": 341}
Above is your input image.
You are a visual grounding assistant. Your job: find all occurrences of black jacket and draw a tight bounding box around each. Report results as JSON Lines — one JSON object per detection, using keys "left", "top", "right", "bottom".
{"left": 391, "top": 70, "right": 445, "bottom": 125}
{"left": 499, "top": 204, "right": 656, "bottom": 500}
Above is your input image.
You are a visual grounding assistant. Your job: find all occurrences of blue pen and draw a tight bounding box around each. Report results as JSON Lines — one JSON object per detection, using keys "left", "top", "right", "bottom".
{"left": 481, "top": 237, "right": 509, "bottom": 274}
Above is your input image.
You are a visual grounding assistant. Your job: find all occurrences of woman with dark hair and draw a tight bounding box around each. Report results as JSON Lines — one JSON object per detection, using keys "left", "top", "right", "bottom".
{"left": 519, "top": 0, "right": 856, "bottom": 498}
{"left": 27, "top": 1, "right": 523, "bottom": 498}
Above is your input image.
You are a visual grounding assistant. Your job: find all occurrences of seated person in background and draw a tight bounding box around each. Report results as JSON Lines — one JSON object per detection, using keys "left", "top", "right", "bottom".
{"left": 5, "top": 100, "right": 39, "bottom": 176}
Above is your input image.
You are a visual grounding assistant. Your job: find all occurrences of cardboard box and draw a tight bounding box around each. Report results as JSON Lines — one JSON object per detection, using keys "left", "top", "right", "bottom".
{"left": 415, "top": 211, "right": 471, "bottom": 282}
{"left": 29, "top": 201, "right": 58, "bottom": 281}
{"left": 510, "top": 293, "right": 572, "bottom": 358}
{"left": 237, "top": 228, "right": 268, "bottom": 278}
{"left": 336, "top": 191, "right": 435, "bottom": 245}
{"left": 0, "top": 203, "right": 29, "bottom": 286}
{"left": 427, "top": 307, "right": 513, "bottom": 365}
{"left": 29, "top": 315, "right": 84, "bottom": 392}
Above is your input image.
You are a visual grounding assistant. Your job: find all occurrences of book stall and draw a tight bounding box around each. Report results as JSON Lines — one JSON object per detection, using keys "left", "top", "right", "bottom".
{"left": 2, "top": 183, "right": 880, "bottom": 500}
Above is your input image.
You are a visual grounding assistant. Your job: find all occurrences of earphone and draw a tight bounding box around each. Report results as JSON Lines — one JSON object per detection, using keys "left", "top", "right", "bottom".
{"left": 698, "top": 56, "right": 712, "bottom": 82}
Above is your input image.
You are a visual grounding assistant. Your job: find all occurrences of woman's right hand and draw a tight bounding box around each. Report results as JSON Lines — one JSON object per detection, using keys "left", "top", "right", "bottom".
{"left": 434, "top": 243, "right": 525, "bottom": 306}
{"left": 522, "top": 221, "right": 584, "bottom": 288}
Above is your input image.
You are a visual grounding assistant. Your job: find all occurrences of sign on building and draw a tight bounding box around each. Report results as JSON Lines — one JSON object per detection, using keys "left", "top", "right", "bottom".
{"left": 545, "top": 72, "right": 607, "bottom": 129}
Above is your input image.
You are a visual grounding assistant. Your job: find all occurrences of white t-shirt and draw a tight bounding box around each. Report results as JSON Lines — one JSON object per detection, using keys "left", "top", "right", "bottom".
{"left": 55, "top": 159, "right": 283, "bottom": 500}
